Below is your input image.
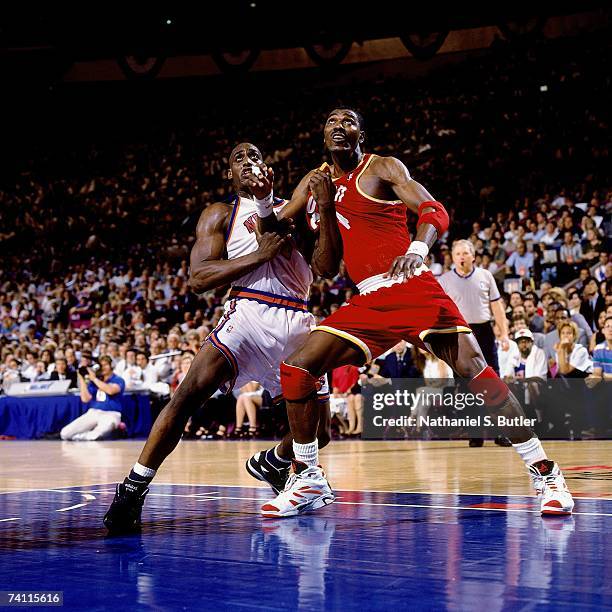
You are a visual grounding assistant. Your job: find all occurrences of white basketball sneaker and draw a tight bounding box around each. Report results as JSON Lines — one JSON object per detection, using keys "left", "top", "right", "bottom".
{"left": 528, "top": 459, "right": 574, "bottom": 515}
{"left": 260, "top": 460, "right": 335, "bottom": 518}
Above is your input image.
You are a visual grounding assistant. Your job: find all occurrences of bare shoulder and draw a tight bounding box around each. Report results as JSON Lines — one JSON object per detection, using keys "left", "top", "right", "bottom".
{"left": 195, "top": 201, "right": 233, "bottom": 235}
{"left": 369, "top": 155, "right": 412, "bottom": 182}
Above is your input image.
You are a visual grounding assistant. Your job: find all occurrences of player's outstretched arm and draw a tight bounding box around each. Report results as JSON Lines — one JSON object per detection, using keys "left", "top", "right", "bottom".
{"left": 374, "top": 156, "right": 450, "bottom": 280}
{"left": 188, "top": 203, "right": 290, "bottom": 294}
{"left": 308, "top": 168, "right": 343, "bottom": 278}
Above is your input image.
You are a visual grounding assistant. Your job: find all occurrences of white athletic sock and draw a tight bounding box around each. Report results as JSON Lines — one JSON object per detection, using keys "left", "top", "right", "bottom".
{"left": 133, "top": 462, "right": 157, "bottom": 479}
{"left": 512, "top": 437, "right": 547, "bottom": 466}
{"left": 293, "top": 439, "right": 319, "bottom": 467}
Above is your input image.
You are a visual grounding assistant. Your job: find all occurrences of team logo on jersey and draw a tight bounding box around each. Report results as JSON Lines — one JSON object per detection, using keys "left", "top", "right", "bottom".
{"left": 243, "top": 213, "right": 258, "bottom": 233}
{"left": 306, "top": 194, "right": 351, "bottom": 230}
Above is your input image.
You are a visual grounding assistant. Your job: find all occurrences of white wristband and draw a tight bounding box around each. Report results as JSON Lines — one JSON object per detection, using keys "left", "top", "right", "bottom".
{"left": 406, "top": 240, "right": 429, "bottom": 260}
{"left": 254, "top": 192, "right": 274, "bottom": 218}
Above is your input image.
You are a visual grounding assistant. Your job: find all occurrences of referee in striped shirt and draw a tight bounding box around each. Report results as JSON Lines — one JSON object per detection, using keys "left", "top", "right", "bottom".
{"left": 438, "top": 239, "right": 511, "bottom": 447}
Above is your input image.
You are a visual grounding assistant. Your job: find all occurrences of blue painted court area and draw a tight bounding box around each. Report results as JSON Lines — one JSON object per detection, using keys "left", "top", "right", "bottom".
{"left": 1, "top": 484, "right": 610, "bottom": 611}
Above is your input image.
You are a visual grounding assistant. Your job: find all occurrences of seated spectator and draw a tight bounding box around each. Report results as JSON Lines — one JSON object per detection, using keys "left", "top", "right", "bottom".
{"left": 587, "top": 316, "right": 612, "bottom": 386}
{"left": 488, "top": 238, "right": 507, "bottom": 267}
{"left": 329, "top": 391, "right": 350, "bottom": 437}
{"left": 380, "top": 340, "right": 419, "bottom": 378}
{"left": 558, "top": 231, "right": 584, "bottom": 283}
{"left": 580, "top": 277, "right": 606, "bottom": 332}
{"left": 1, "top": 357, "right": 23, "bottom": 391}
{"left": 544, "top": 308, "right": 588, "bottom": 361}
{"left": 505, "top": 241, "right": 533, "bottom": 278}
{"left": 48, "top": 357, "right": 77, "bottom": 388}
{"left": 20, "top": 350, "right": 39, "bottom": 382}
{"left": 524, "top": 220, "right": 545, "bottom": 244}
{"left": 524, "top": 297, "right": 545, "bottom": 333}
{"left": 589, "top": 310, "right": 608, "bottom": 354}
{"left": 232, "top": 381, "right": 263, "bottom": 438}
{"left": 171, "top": 353, "right": 194, "bottom": 393}
{"left": 332, "top": 364, "right": 362, "bottom": 437}
{"left": 33, "top": 360, "right": 49, "bottom": 382}
{"left": 119, "top": 349, "right": 144, "bottom": 390}
{"left": 506, "top": 329, "right": 548, "bottom": 382}
{"left": 135, "top": 351, "right": 161, "bottom": 389}
{"left": 540, "top": 222, "right": 559, "bottom": 246}
{"left": 581, "top": 228, "right": 604, "bottom": 263}
{"left": 567, "top": 289, "right": 582, "bottom": 316}
{"left": 553, "top": 322, "right": 592, "bottom": 379}
{"left": 61, "top": 356, "right": 125, "bottom": 441}
{"left": 593, "top": 253, "right": 609, "bottom": 283}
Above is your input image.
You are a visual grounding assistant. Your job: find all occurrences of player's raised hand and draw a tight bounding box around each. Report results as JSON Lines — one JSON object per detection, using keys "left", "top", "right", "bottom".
{"left": 245, "top": 164, "right": 274, "bottom": 200}
{"left": 255, "top": 231, "right": 290, "bottom": 262}
{"left": 384, "top": 253, "right": 423, "bottom": 281}
{"left": 308, "top": 168, "right": 336, "bottom": 209}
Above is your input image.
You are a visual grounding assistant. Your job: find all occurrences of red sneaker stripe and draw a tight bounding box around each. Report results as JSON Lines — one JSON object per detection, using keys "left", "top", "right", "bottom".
{"left": 289, "top": 500, "right": 298, "bottom": 507}
{"left": 261, "top": 504, "right": 279, "bottom": 512}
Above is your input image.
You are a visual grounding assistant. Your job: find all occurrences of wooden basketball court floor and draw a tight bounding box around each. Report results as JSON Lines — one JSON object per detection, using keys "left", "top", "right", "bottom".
{"left": 1, "top": 439, "right": 611, "bottom": 610}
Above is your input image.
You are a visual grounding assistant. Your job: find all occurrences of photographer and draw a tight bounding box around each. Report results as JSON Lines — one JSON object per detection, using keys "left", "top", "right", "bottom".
{"left": 60, "top": 356, "right": 125, "bottom": 441}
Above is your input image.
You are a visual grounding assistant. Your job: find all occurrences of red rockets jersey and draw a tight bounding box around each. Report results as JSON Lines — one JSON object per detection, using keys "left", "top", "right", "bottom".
{"left": 306, "top": 153, "right": 411, "bottom": 285}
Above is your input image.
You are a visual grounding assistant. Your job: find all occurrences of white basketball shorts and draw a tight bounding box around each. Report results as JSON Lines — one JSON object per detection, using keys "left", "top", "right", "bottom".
{"left": 206, "top": 294, "right": 330, "bottom": 402}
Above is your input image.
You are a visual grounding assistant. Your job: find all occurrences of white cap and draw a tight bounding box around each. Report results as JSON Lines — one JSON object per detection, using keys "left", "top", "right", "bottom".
{"left": 514, "top": 329, "right": 534, "bottom": 341}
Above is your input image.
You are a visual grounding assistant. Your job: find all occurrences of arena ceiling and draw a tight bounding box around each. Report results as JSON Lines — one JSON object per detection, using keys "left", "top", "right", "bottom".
{"left": 2, "top": 3, "right": 609, "bottom": 59}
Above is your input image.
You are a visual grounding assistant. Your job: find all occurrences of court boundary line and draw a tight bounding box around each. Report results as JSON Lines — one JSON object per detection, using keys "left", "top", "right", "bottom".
{"left": 2, "top": 484, "right": 612, "bottom": 518}
{"left": 1, "top": 482, "right": 611, "bottom": 501}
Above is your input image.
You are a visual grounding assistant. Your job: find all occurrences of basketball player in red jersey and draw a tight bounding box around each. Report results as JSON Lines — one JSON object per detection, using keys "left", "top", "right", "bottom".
{"left": 250, "top": 108, "right": 574, "bottom": 518}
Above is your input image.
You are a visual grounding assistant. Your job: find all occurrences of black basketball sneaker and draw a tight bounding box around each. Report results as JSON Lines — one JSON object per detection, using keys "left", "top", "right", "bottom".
{"left": 103, "top": 483, "right": 149, "bottom": 534}
{"left": 246, "top": 448, "right": 291, "bottom": 495}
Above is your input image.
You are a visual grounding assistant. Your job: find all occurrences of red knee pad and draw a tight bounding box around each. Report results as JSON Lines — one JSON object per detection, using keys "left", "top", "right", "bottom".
{"left": 280, "top": 362, "right": 321, "bottom": 402}
{"left": 468, "top": 366, "right": 509, "bottom": 407}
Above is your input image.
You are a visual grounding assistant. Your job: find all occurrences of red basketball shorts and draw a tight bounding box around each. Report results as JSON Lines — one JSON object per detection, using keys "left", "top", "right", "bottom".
{"left": 314, "top": 271, "right": 471, "bottom": 361}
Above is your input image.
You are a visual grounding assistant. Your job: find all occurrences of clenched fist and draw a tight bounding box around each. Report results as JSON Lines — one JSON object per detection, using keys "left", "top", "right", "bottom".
{"left": 308, "top": 168, "right": 336, "bottom": 209}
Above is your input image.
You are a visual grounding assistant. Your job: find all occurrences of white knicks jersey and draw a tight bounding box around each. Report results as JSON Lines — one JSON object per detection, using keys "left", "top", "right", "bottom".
{"left": 225, "top": 195, "right": 313, "bottom": 300}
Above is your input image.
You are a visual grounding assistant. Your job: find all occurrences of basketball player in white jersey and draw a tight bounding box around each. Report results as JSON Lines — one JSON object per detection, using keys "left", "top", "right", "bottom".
{"left": 104, "top": 143, "right": 335, "bottom": 534}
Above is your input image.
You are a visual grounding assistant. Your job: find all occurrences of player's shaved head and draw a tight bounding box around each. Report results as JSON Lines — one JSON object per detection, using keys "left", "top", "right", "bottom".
{"left": 229, "top": 142, "right": 261, "bottom": 161}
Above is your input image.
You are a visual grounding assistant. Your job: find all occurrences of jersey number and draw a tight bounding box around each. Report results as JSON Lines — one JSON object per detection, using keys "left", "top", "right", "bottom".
{"left": 307, "top": 195, "right": 351, "bottom": 230}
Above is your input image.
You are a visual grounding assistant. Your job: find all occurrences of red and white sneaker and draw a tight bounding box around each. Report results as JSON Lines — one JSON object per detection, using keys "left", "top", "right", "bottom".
{"left": 528, "top": 459, "right": 574, "bottom": 516}
{"left": 260, "top": 460, "right": 335, "bottom": 518}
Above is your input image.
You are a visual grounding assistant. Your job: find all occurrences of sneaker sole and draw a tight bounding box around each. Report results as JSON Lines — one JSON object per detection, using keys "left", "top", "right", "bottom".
{"left": 541, "top": 507, "right": 573, "bottom": 516}
{"left": 541, "top": 499, "right": 574, "bottom": 515}
{"left": 261, "top": 494, "right": 335, "bottom": 518}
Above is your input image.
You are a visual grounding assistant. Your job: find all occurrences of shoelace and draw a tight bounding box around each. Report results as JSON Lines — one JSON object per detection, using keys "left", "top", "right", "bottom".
{"left": 544, "top": 473, "right": 563, "bottom": 491}
{"left": 282, "top": 472, "right": 298, "bottom": 493}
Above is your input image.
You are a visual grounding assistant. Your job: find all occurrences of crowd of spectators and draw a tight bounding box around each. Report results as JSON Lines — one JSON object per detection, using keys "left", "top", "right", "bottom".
{"left": 0, "top": 31, "right": 610, "bottom": 440}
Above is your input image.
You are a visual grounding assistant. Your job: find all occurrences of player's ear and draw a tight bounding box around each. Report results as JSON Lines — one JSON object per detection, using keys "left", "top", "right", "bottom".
{"left": 359, "top": 130, "right": 365, "bottom": 144}
{"left": 227, "top": 169, "right": 233, "bottom": 180}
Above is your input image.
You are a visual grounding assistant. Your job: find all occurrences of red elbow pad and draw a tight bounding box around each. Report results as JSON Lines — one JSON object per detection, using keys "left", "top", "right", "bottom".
{"left": 416, "top": 201, "right": 449, "bottom": 236}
